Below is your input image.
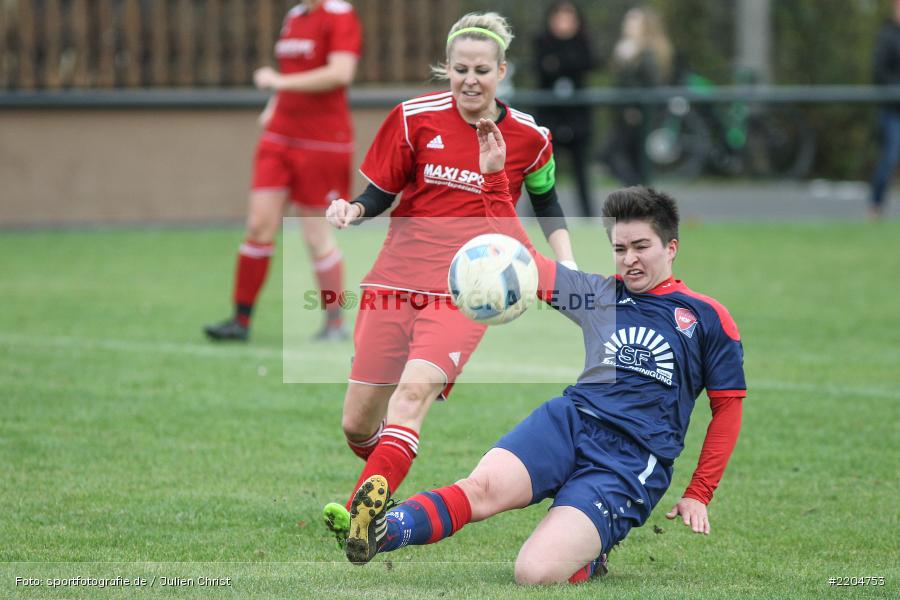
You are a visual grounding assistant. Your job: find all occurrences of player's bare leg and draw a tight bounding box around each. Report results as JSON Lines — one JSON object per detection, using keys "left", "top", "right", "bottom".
{"left": 324, "top": 382, "right": 395, "bottom": 548}
{"left": 384, "top": 359, "right": 446, "bottom": 431}
{"left": 205, "top": 191, "right": 286, "bottom": 341}
{"left": 336, "top": 365, "right": 450, "bottom": 553}
{"left": 455, "top": 448, "right": 533, "bottom": 521}
{"left": 342, "top": 382, "right": 395, "bottom": 451}
{"left": 514, "top": 506, "right": 604, "bottom": 585}
{"left": 343, "top": 361, "right": 444, "bottom": 506}
{"left": 298, "top": 205, "right": 347, "bottom": 340}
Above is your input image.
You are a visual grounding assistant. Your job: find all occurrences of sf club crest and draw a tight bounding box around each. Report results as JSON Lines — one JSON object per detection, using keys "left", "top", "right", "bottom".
{"left": 674, "top": 308, "right": 698, "bottom": 338}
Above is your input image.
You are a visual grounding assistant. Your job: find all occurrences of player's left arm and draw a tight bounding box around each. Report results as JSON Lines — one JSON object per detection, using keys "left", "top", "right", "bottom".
{"left": 666, "top": 395, "right": 743, "bottom": 534}
{"left": 667, "top": 302, "right": 746, "bottom": 535}
{"left": 254, "top": 51, "right": 358, "bottom": 93}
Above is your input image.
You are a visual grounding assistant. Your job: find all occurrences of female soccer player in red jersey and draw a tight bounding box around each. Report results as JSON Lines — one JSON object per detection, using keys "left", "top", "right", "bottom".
{"left": 204, "top": 0, "right": 362, "bottom": 342}
{"left": 322, "top": 12, "right": 578, "bottom": 541}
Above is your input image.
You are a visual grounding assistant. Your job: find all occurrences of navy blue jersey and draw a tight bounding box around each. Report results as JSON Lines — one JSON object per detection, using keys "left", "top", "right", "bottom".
{"left": 548, "top": 265, "right": 746, "bottom": 463}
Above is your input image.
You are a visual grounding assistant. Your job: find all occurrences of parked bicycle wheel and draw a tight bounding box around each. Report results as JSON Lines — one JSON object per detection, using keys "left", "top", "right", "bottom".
{"left": 744, "top": 106, "right": 816, "bottom": 179}
{"left": 643, "top": 96, "right": 711, "bottom": 182}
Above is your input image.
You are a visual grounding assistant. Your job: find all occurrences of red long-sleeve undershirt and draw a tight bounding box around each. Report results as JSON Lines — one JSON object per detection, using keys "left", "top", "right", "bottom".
{"left": 682, "top": 395, "right": 743, "bottom": 504}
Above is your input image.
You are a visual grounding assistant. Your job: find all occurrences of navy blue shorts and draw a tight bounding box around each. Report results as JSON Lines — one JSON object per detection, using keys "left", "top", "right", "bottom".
{"left": 495, "top": 396, "right": 673, "bottom": 554}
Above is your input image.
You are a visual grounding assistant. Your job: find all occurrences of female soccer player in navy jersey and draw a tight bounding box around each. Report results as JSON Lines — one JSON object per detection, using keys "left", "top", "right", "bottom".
{"left": 322, "top": 12, "right": 577, "bottom": 542}
{"left": 204, "top": 0, "right": 361, "bottom": 342}
{"left": 343, "top": 119, "right": 746, "bottom": 585}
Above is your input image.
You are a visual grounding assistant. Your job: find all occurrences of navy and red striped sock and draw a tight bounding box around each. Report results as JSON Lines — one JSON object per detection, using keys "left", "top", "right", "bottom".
{"left": 380, "top": 484, "right": 472, "bottom": 552}
{"left": 568, "top": 553, "right": 608, "bottom": 584}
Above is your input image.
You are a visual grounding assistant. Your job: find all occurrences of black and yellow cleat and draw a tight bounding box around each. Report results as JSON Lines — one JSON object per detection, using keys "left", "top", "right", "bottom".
{"left": 345, "top": 475, "right": 391, "bottom": 565}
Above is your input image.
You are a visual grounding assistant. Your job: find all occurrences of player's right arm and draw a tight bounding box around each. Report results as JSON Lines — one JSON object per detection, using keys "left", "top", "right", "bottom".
{"left": 256, "top": 7, "right": 362, "bottom": 94}
{"left": 254, "top": 52, "right": 358, "bottom": 93}
{"left": 326, "top": 186, "right": 395, "bottom": 228}
{"left": 326, "top": 103, "right": 414, "bottom": 229}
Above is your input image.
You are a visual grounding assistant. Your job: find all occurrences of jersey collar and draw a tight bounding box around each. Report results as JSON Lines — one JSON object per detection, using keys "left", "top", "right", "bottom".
{"left": 459, "top": 97, "right": 508, "bottom": 128}
{"left": 647, "top": 276, "right": 684, "bottom": 295}
{"left": 614, "top": 275, "right": 683, "bottom": 295}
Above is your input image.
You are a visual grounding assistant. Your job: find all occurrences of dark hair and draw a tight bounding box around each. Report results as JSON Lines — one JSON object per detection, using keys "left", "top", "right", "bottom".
{"left": 601, "top": 186, "right": 679, "bottom": 244}
{"left": 543, "top": 0, "right": 587, "bottom": 39}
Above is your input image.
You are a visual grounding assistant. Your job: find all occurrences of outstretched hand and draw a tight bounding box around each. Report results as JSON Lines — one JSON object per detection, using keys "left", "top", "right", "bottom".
{"left": 665, "top": 497, "right": 710, "bottom": 535}
{"left": 476, "top": 118, "right": 506, "bottom": 174}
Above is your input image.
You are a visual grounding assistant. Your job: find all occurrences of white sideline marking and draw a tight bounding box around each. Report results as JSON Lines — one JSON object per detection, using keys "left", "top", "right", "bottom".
{"left": 1, "top": 332, "right": 898, "bottom": 400}
{"left": 0, "top": 332, "right": 315, "bottom": 362}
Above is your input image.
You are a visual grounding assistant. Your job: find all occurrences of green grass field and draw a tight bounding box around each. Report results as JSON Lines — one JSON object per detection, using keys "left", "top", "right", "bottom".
{"left": 2, "top": 221, "right": 898, "bottom": 599}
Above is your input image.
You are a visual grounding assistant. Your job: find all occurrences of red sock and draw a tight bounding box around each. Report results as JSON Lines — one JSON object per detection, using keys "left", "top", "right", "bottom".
{"left": 346, "top": 420, "right": 385, "bottom": 460}
{"left": 347, "top": 424, "right": 419, "bottom": 509}
{"left": 433, "top": 484, "right": 472, "bottom": 536}
{"left": 313, "top": 247, "right": 344, "bottom": 327}
{"left": 232, "top": 240, "right": 274, "bottom": 327}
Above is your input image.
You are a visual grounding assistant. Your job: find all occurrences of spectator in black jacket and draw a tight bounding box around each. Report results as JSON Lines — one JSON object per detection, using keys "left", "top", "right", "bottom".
{"left": 871, "top": 0, "right": 900, "bottom": 220}
{"left": 533, "top": 0, "right": 597, "bottom": 216}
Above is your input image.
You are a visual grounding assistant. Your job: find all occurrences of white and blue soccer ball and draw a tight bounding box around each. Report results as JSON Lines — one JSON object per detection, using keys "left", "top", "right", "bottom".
{"left": 448, "top": 233, "right": 538, "bottom": 326}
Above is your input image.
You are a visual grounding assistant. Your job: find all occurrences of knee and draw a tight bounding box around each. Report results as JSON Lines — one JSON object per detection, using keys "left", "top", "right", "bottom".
{"left": 456, "top": 473, "right": 490, "bottom": 507}
{"left": 340, "top": 387, "right": 386, "bottom": 441}
{"left": 300, "top": 217, "right": 335, "bottom": 255}
{"left": 246, "top": 216, "right": 277, "bottom": 244}
{"left": 514, "top": 560, "right": 566, "bottom": 586}
{"left": 305, "top": 227, "right": 334, "bottom": 256}
{"left": 341, "top": 413, "right": 375, "bottom": 441}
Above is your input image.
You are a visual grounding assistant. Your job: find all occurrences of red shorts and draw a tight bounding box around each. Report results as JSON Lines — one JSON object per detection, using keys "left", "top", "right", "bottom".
{"left": 251, "top": 137, "right": 351, "bottom": 208}
{"left": 349, "top": 289, "right": 488, "bottom": 398}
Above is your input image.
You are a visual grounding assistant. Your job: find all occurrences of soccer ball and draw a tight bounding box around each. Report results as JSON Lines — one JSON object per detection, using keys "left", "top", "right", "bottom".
{"left": 448, "top": 233, "right": 539, "bottom": 326}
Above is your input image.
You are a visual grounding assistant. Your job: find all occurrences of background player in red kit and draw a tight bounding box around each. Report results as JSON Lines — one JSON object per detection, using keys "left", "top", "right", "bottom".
{"left": 342, "top": 119, "right": 745, "bottom": 586}
{"left": 205, "top": 0, "right": 362, "bottom": 341}
{"left": 322, "top": 13, "right": 578, "bottom": 542}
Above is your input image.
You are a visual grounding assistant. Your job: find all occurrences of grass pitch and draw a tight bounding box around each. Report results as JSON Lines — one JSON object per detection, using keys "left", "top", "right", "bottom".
{"left": 1, "top": 220, "right": 898, "bottom": 599}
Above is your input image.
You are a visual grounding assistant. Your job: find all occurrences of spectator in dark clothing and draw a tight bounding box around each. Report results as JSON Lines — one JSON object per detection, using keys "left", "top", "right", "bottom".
{"left": 870, "top": 0, "right": 900, "bottom": 220}
{"left": 599, "top": 7, "right": 673, "bottom": 187}
{"left": 533, "top": 0, "right": 597, "bottom": 216}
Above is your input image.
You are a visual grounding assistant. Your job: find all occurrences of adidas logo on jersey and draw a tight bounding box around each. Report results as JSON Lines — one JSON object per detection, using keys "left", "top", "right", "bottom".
{"left": 427, "top": 135, "right": 445, "bottom": 149}
{"left": 448, "top": 351, "right": 461, "bottom": 366}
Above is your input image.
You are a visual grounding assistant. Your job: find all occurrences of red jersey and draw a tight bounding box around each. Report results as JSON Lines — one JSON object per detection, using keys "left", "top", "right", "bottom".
{"left": 359, "top": 91, "right": 554, "bottom": 294}
{"left": 264, "top": 0, "right": 362, "bottom": 150}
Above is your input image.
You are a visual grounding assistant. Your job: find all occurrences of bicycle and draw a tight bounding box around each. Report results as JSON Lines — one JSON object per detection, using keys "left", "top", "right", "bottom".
{"left": 643, "top": 72, "right": 817, "bottom": 182}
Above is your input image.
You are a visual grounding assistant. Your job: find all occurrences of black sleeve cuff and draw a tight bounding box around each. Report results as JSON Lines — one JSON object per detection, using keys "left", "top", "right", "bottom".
{"left": 352, "top": 184, "right": 396, "bottom": 223}
{"left": 529, "top": 187, "right": 568, "bottom": 238}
